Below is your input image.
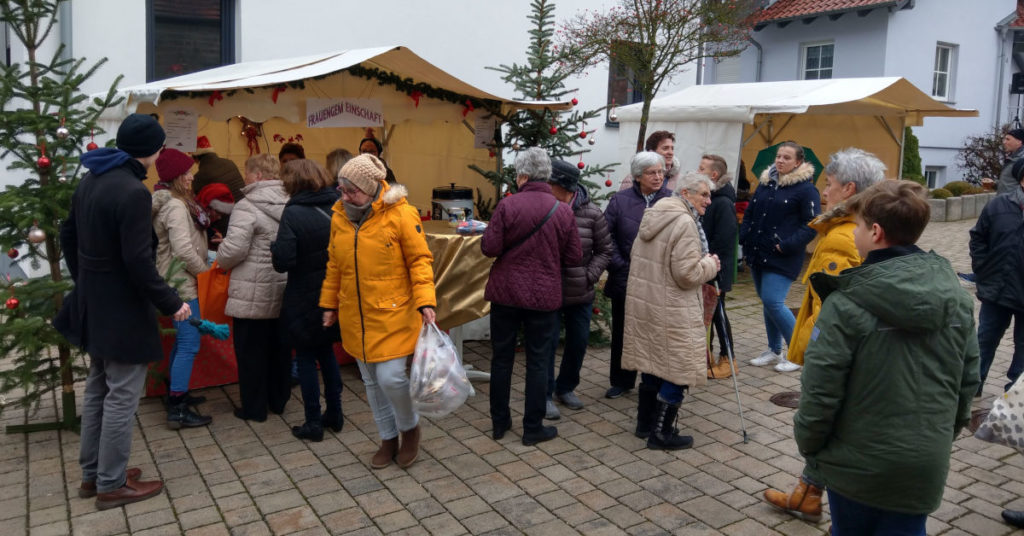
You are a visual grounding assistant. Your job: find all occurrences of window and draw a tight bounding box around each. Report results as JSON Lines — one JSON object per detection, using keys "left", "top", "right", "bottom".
{"left": 924, "top": 166, "right": 945, "bottom": 188}
{"left": 607, "top": 41, "right": 644, "bottom": 124}
{"left": 147, "top": 0, "right": 235, "bottom": 82}
{"left": 801, "top": 42, "right": 834, "bottom": 80}
{"left": 715, "top": 55, "right": 741, "bottom": 84}
{"left": 932, "top": 43, "right": 957, "bottom": 101}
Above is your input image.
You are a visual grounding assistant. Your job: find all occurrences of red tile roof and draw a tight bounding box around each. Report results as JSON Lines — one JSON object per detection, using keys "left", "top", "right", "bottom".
{"left": 750, "top": 0, "right": 899, "bottom": 26}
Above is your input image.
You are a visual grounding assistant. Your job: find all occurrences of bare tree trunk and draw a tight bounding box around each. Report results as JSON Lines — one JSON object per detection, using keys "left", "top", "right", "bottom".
{"left": 635, "top": 94, "right": 655, "bottom": 152}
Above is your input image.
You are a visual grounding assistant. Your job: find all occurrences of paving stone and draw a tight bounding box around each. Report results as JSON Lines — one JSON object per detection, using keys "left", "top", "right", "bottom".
{"left": 265, "top": 505, "right": 322, "bottom": 534}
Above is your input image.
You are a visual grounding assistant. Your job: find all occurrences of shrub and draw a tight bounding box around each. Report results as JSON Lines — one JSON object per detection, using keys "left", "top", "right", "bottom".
{"left": 964, "top": 185, "right": 986, "bottom": 195}
{"left": 930, "top": 188, "right": 953, "bottom": 199}
{"left": 943, "top": 180, "right": 971, "bottom": 196}
{"left": 903, "top": 127, "right": 922, "bottom": 176}
{"left": 902, "top": 173, "right": 926, "bottom": 186}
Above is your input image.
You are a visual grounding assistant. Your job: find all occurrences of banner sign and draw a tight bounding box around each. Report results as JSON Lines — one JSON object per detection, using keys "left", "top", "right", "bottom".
{"left": 306, "top": 98, "right": 384, "bottom": 128}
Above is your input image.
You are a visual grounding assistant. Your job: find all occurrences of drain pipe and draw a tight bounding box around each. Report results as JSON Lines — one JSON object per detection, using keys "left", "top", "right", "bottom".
{"left": 996, "top": 25, "right": 1008, "bottom": 128}
{"left": 748, "top": 35, "right": 764, "bottom": 82}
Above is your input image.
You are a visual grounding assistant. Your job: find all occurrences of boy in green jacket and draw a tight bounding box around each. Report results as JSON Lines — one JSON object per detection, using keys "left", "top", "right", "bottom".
{"left": 792, "top": 180, "right": 979, "bottom": 534}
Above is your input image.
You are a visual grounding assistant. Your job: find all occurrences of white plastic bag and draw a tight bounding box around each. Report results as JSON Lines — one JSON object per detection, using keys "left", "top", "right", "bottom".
{"left": 974, "top": 374, "right": 1024, "bottom": 454}
{"left": 409, "top": 322, "right": 475, "bottom": 418}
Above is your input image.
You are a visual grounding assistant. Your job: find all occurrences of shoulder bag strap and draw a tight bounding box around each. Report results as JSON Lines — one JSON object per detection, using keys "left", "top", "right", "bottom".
{"left": 500, "top": 201, "right": 559, "bottom": 258}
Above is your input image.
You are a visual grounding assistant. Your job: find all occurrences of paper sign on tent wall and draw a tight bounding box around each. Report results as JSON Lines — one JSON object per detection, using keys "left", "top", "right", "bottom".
{"left": 306, "top": 98, "right": 384, "bottom": 128}
{"left": 164, "top": 109, "right": 198, "bottom": 152}
{"left": 473, "top": 116, "right": 498, "bottom": 148}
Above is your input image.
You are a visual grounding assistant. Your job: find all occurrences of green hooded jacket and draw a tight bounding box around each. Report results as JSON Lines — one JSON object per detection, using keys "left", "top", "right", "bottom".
{"left": 795, "top": 247, "right": 980, "bottom": 515}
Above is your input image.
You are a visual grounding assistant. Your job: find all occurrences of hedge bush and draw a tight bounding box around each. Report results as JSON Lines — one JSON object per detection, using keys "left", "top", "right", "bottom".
{"left": 930, "top": 188, "right": 953, "bottom": 199}
{"left": 943, "top": 181, "right": 972, "bottom": 196}
{"left": 964, "top": 185, "right": 986, "bottom": 195}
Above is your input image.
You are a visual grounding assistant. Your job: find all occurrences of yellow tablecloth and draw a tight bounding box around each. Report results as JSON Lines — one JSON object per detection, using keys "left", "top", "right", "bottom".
{"left": 422, "top": 220, "right": 492, "bottom": 330}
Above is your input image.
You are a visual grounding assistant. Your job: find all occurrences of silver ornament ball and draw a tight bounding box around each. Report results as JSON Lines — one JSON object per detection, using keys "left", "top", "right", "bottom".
{"left": 27, "top": 227, "right": 46, "bottom": 244}
{"left": 511, "top": 142, "right": 521, "bottom": 151}
{"left": 56, "top": 126, "right": 70, "bottom": 139}
{"left": 58, "top": 175, "right": 68, "bottom": 183}
{"left": 609, "top": 111, "right": 618, "bottom": 122}
{"left": 588, "top": 137, "right": 596, "bottom": 146}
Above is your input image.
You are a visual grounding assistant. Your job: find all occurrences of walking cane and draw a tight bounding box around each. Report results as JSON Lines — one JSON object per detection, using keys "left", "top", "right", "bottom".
{"left": 713, "top": 280, "right": 749, "bottom": 444}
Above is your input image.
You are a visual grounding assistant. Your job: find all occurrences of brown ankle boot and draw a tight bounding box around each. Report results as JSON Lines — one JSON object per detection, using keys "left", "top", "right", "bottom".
{"left": 763, "top": 479, "right": 822, "bottom": 522}
{"left": 707, "top": 355, "right": 735, "bottom": 379}
{"left": 396, "top": 425, "right": 420, "bottom": 468}
{"left": 371, "top": 438, "right": 398, "bottom": 469}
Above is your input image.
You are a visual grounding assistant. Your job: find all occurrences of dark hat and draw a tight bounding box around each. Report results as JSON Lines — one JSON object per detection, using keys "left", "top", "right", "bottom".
{"left": 549, "top": 160, "right": 581, "bottom": 192}
{"left": 1012, "top": 158, "right": 1024, "bottom": 184}
{"left": 116, "top": 113, "right": 165, "bottom": 158}
{"left": 1009, "top": 129, "right": 1024, "bottom": 143}
{"left": 155, "top": 148, "right": 194, "bottom": 182}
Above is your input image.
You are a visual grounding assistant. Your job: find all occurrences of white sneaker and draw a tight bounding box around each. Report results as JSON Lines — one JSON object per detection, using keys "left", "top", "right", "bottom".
{"left": 750, "top": 349, "right": 781, "bottom": 366}
{"left": 774, "top": 359, "right": 801, "bottom": 372}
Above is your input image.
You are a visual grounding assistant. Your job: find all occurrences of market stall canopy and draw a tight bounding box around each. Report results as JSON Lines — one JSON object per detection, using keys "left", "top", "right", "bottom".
{"left": 615, "top": 77, "right": 978, "bottom": 182}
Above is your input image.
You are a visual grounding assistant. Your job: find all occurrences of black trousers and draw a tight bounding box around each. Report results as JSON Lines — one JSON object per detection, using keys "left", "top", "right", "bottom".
{"left": 609, "top": 296, "right": 637, "bottom": 389}
{"left": 233, "top": 317, "right": 292, "bottom": 419}
{"left": 489, "top": 304, "right": 558, "bottom": 434}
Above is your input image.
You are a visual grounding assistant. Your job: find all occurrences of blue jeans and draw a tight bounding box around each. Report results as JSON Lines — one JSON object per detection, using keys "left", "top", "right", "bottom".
{"left": 169, "top": 298, "right": 200, "bottom": 394}
{"left": 977, "top": 300, "right": 1024, "bottom": 393}
{"left": 296, "top": 344, "right": 343, "bottom": 423}
{"left": 641, "top": 373, "right": 685, "bottom": 405}
{"left": 828, "top": 490, "right": 926, "bottom": 536}
{"left": 750, "top": 267, "right": 795, "bottom": 354}
{"left": 548, "top": 302, "right": 593, "bottom": 397}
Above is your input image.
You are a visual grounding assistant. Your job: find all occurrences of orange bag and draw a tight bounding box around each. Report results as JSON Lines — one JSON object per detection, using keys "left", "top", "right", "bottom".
{"left": 197, "top": 261, "right": 231, "bottom": 325}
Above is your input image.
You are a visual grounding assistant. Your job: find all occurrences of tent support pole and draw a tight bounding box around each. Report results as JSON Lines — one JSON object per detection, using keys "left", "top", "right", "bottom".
{"left": 742, "top": 117, "right": 772, "bottom": 148}
{"left": 767, "top": 115, "right": 796, "bottom": 145}
{"left": 876, "top": 116, "right": 905, "bottom": 178}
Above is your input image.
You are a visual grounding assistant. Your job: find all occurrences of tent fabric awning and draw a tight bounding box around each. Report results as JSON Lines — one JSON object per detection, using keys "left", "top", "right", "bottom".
{"left": 615, "top": 77, "right": 978, "bottom": 124}
{"left": 116, "top": 46, "right": 570, "bottom": 112}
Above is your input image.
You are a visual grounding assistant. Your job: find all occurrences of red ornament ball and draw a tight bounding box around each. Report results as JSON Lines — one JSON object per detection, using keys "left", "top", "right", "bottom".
{"left": 605, "top": 179, "right": 613, "bottom": 187}
{"left": 577, "top": 161, "right": 585, "bottom": 170}
{"left": 579, "top": 131, "right": 587, "bottom": 139}
{"left": 37, "top": 156, "right": 51, "bottom": 171}
{"left": 549, "top": 126, "right": 558, "bottom": 135}
{"left": 7, "top": 248, "right": 17, "bottom": 259}
{"left": 488, "top": 150, "right": 495, "bottom": 158}
{"left": 504, "top": 192, "right": 512, "bottom": 197}
{"left": 86, "top": 142, "right": 99, "bottom": 151}
{"left": 571, "top": 98, "right": 579, "bottom": 106}
{"left": 592, "top": 307, "right": 600, "bottom": 314}
{"left": 5, "top": 297, "right": 19, "bottom": 310}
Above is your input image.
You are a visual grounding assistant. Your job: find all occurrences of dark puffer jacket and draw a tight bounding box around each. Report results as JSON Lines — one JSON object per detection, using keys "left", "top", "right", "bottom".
{"left": 603, "top": 182, "right": 672, "bottom": 300}
{"left": 562, "top": 187, "right": 613, "bottom": 306}
{"left": 738, "top": 162, "right": 820, "bottom": 280}
{"left": 192, "top": 152, "right": 246, "bottom": 202}
{"left": 271, "top": 187, "right": 340, "bottom": 349}
{"left": 702, "top": 176, "right": 738, "bottom": 292}
{"left": 482, "top": 181, "right": 582, "bottom": 311}
{"left": 969, "top": 193, "right": 1024, "bottom": 310}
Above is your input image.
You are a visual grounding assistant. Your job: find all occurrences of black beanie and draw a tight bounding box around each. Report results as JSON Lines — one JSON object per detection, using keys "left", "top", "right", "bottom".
{"left": 116, "top": 114, "right": 166, "bottom": 158}
{"left": 1009, "top": 128, "right": 1024, "bottom": 143}
{"left": 549, "top": 160, "right": 581, "bottom": 192}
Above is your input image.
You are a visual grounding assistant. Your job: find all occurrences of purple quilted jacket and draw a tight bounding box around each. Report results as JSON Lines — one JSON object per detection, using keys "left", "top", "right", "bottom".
{"left": 481, "top": 181, "right": 582, "bottom": 311}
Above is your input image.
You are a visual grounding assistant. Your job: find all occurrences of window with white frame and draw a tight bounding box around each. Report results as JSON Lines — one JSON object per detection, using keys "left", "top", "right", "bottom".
{"left": 932, "top": 43, "right": 957, "bottom": 101}
{"left": 924, "top": 166, "right": 945, "bottom": 188}
{"left": 801, "top": 42, "right": 834, "bottom": 80}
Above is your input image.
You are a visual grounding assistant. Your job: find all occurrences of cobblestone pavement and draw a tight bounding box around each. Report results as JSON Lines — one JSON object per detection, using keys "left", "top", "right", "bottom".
{"left": 2, "top": 217, "right": 1024, "bottom": 536}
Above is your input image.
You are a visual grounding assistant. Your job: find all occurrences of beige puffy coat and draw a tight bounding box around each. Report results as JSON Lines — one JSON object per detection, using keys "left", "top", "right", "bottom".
{"left": 622, "top": 197, "right": 718, "bottom": 387}
{"left": 151, "top": 190, "right": 208, "bottom": 301}
{"left": 217, "top": 180, "right": 288, "bottom": 319}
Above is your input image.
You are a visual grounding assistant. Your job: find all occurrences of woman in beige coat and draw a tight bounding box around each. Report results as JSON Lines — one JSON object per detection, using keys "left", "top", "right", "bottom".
{"left": 217, "top": 153, "right": 290, "bottom": 422}
{"left": 152, "top": 148, "right": 212, "bottom": 429}
{"left": 623, "top": 171, "right": 719, "bottom": 451}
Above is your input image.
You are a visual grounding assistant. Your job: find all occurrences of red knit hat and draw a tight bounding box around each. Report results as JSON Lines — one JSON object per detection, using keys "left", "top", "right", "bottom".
{"left": 155, "top": 148, "right": 194, "bottom": 182}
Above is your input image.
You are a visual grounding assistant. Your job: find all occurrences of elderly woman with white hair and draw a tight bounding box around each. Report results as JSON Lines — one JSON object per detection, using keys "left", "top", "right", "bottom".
{"left": 622, "top": 171, "right": 720, "bottom": 451}
{"left": 482, "top": 147, "right": 582, "bottom": 447}
{"left": 603, "top": 151, "right": 674, "bottom": 401}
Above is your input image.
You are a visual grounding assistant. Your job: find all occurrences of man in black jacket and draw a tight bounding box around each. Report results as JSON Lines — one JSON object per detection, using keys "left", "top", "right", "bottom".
{"left": 56, "top": 114, "right": 191, "bottom": 510}
{"left": 698, "top": 154, "right": 738, "bottom": 378}
{"left": 970, "top": 158, "right": 1024, "bottom": 401}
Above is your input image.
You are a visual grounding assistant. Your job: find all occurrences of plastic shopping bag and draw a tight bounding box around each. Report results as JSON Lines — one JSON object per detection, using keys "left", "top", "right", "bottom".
{"left": 409, "top": 322, "right": 474, "bottom": 418}
{"left": 975, "top": 375, "right": 1024, "bottom": 454}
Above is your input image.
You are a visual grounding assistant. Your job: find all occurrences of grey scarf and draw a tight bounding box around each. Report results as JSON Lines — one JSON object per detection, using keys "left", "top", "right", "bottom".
{"left": 682, "top": 197, "right": 709, "bottom": 255}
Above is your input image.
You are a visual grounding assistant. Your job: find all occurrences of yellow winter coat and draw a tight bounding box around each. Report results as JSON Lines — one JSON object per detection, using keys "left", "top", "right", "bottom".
{"left": 787, "top": 205, "right": 860, "bottom": 365}
{"left": 319, "top": 182, "right": 436, "bottom": 362}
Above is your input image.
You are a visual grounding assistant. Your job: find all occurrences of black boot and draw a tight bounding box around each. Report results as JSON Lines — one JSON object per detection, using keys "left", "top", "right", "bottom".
{"left": 167, "top": 394, "right": 212, "bottom": 430}
{"left": 646, "top": 398, "right": 693, "bottom": 450}
{"left": 634, "top": 384, "right": 658, "bottom": 438}
{"left": 321, "top": 412, "right": 344, "bottom": 433}
{"left": 292, "top": 421, "right": 324, "bottom": 442}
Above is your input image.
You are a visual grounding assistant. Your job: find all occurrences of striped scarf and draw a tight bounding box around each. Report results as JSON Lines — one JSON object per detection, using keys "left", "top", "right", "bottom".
{"left": 681, "top": 197, "right": 709, "bottom": 255}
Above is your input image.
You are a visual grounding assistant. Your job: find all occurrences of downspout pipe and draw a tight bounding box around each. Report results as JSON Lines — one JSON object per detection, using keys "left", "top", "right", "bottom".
{"left": 748, "top": 35, "right": 763, "bottom": 82}
{"left": 996, "top": 24, "right": 1008, "bottom": 129}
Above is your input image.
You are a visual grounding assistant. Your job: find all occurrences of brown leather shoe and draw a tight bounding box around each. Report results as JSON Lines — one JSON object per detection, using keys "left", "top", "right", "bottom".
{"left": 396, "top": 425, "right": 420, "bottom": 468}
{"left": 95, "top": 478, "right": 164, "bottom": 510}
{"left": 78, "top": 468, "right": 142, "bottom": 499}
{"left": 763, "top": 479, "right": 822, "bottom": 522}
{"left": 370, "top": 438, "right": 399, "bottom": 469}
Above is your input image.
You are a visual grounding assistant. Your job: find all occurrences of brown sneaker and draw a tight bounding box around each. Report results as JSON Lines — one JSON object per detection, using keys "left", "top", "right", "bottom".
{"left": 370, "top": 438, "right": 399, "bottom": 469}
{"left": 78, "top": 467, "right": 142, "bottom": 499}
{"left": 95, "top": 478, "right": 164, "bottom": 510}
{"left": 396, "top": 425, "right": 420, "bottom": 468}
{"left": 763, "top": 479, "right": 822, "bottom": 522}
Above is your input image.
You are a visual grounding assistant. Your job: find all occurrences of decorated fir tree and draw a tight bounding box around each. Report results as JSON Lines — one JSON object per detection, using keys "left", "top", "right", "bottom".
{"left": 0, "top": 0, "right": 122, "bottom": 431}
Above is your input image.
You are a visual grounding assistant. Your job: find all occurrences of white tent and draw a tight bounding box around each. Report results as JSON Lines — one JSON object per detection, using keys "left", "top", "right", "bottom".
{"left": 105, "top": 46, "right": 571, "bottom": 209}
{"left": 616, "top": 77, "right": 977, "bottom": 182}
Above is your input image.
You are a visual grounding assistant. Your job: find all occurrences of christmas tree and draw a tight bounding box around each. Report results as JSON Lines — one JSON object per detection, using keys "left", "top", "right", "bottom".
{"left": 471, "top": 0, "right": 616, "bottom": 344}
{"left": 0, "top": 0, "right": 122, "bottom": 432}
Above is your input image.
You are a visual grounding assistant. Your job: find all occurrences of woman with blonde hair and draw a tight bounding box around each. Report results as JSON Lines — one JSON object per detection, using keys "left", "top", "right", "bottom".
{"left": 152, "top": 148, "right": 212, "bottom": 429}
{"left": 219, "top": 153, "right": 290, "bottom": 422}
